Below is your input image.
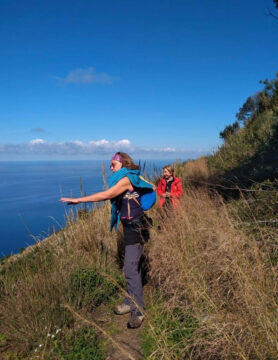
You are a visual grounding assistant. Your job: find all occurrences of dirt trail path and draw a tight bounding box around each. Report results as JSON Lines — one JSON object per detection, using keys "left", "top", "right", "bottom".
{"left": 96, "top": 310, "right": 144, "bottom": 360}
{"left": 65, "top": 301, "right": 145, "bottom": 360}
{"left": 93, "top": 286, "right": 151, "bottom": 360}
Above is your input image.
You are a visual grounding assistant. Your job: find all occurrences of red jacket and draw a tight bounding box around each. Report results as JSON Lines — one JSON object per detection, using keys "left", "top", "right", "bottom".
{"left": 157, "top": 175, "right": 183, "bottom": 209}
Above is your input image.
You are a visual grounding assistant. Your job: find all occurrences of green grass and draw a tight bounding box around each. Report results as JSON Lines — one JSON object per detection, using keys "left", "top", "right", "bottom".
{"left": 50, "top": 327, "right": 105, "bottom": 360}
{"left": 207, "top": 110, "right": 278, "bottom": 188}
{"left": 141, "top": 301, "right": 199, "bottom": 359}
{"left": 68, "top": 266, "right": 125, "bottom": 310}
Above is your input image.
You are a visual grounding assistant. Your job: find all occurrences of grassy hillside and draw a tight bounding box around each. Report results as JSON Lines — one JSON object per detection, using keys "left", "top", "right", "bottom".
{"left": 0, "top": 204, "right": 124, "bottom": 359}
{"left": 1, "top": 74, "right": 278, "bottom": 359}
{"left": 142, "top": 74, "right": 278, "bottom": 359}
{"left": 208, "top": 74, "right": 278, "bottom": 188}
{"left": 1, "top": 180, "right": 278, "bottom": 359}
{"left": 208, "top": 109, "right": 278, "bottom": 188}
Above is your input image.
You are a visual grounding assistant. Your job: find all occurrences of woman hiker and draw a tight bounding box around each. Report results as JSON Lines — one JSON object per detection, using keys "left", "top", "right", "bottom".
{"left": 60, "top": 152, "right": 155, "bottom": 329}
{"left": 157, "top": 164, "right": 183, "bottom": 216}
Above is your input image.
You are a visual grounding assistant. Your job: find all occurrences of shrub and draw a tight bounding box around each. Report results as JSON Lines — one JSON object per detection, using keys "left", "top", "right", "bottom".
{"left": 142, "top": 300, "right": 198, "bottom": 359}
{"left": 51, "top": 327, "right": 104, "bottom": 360}
{"left": 68, "top": 267, "right": 123, "bottom": 310}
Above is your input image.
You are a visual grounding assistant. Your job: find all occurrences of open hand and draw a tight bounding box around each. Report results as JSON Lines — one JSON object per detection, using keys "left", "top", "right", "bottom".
{"left": 60, "top": 197, "right": 79, "bottom": 205}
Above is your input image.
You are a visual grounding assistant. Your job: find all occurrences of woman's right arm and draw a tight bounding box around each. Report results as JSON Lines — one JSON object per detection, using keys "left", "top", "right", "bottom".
{"left": 60, "top": 177, "right": 131, "bottom": 204}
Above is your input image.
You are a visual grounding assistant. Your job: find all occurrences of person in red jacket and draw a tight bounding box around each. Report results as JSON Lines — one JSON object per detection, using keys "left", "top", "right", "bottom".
{"left": 157, "top": 165, "right": 183, "bottom": 212}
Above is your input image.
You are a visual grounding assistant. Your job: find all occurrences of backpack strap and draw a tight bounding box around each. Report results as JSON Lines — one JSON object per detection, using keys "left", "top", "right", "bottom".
{"left": 125, "top": 192, "right": 141, "bottom": 207}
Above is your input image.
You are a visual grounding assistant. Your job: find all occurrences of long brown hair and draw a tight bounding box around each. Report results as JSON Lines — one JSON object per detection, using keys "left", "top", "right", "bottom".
{"left": 163, "top": 164, "right": 174, "bottom": 175}
{"left": 116, "top": 152, "right": 140, "bottom": 170}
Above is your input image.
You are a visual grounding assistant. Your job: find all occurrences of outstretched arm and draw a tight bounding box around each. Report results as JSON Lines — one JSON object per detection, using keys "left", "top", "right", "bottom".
{"left": 60, "top": 177, "right": 131, "bottom": 204}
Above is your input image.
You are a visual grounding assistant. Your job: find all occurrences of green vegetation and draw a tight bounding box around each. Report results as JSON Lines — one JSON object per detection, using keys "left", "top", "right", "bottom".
{"left": 142, "top": 301, "right": 198, "bottom": 359}
{"left": 143, "top": 72, "right": 278, "bottom": 359}
{"left": 68, "top": 266, "right": 125, "bottom": 310}
{"left": 51, "top": 327, "right": 104, "bottom": 360}
{"left": 1, "top": 73, "right": 278, "bottom": 359}
{"left": 0, "top": 204, "right": 122, "bottom": 359}
{"left": 208, "top": 73, "right": 278, "bottom": 188}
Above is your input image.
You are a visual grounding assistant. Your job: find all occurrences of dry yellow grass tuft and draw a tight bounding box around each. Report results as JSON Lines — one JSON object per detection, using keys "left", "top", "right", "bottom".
{"left": 146, "top": 186, "right": 278, "bottom": 359}
{"left": 175, "top": 157, "right": 210, "bottom": 185}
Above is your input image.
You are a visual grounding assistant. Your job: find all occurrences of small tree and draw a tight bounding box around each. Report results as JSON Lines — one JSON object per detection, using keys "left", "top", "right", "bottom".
{"left": 219, "top": 121, "right": 239, "bottom": 141}
{"left": 260, "top": 74, "right": 278, "bottom": 108}
{"left": 220, "top": 73, "right": 278, "bottom": 141}
{"left": 236, "top": 97, "right": 255, "bottom": 124}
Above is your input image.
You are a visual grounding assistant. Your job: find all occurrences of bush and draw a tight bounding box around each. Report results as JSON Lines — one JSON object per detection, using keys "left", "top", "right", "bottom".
{"left": 68, "top": 266, "right": 123, "bottom": 310}
{"left": 51, "top": 327, "right": 104, "bottom": 360}
{"left": 142, "top": 300, "right": 198, "bottom": 359}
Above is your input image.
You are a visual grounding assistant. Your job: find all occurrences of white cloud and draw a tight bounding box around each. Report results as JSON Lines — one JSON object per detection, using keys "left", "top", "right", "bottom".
{"left": 152, "top": 147, "right": 176, "bottom": 152}
{"left": 117, "top": 139, "right": 131, "bottom": 146}
{"left": 0, "top": 139, "right": 208, "bottom": 159}
{"left": 72, "top": 140, "right": 84, "bottom": 146}
{"left": 92, "top": 139, "right": 109, "bottom": 146}
{"left": 29, "top": 138, "right": 46, "bottom": 145}
{"left": 57, "top": 67, "right": 119, "bottom": 85}
{"left": 0, "top": 139, "right": 133, "bottom": 156}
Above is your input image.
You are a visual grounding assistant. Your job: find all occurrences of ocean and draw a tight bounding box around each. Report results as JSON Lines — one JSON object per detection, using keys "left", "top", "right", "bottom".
{"left": 0, "top": 160, "right": 166, "bottom": 256}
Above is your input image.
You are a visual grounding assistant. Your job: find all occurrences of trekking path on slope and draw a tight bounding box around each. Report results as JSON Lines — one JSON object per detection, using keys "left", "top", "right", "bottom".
{"left": 64, "top": 258, "right": 152, "bottom": 359}
{"left": 94, "top": 283, "right": 153, "bottom": 359}
{"left": 65, "top": 301, "right": 144, "bottom": 360}
{"left": 94, "top": 306, "right": 144, "bottom": 360}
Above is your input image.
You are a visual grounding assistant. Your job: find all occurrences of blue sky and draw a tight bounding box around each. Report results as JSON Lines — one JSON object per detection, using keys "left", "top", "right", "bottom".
{"left": 0, "top": 0, "right": 277, "bottom": 160}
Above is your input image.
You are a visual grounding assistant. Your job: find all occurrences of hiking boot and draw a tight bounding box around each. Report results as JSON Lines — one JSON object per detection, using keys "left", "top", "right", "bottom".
{"left": 127, "top": 314, "right": 145, "bottom": 329}
{"left": 114, "top": 303, "right": 131, "bottom": 315}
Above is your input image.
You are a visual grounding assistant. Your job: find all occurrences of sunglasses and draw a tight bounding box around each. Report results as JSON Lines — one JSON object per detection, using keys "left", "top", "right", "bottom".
{"left": 110, "top": 162, "right": 119, "bottom": 168}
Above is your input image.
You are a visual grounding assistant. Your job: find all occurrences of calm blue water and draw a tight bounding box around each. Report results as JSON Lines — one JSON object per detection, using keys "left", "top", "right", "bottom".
{"left": 0, "top": 160, "right": 166, "bottom": 256}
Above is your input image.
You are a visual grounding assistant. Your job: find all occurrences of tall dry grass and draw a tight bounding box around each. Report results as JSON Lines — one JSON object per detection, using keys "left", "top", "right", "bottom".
{"left": 0, "top": 202, "right": 120, "bottom": 358}
{"left": 145, "top": 185, "right": 278, "bottom": 359}
{"left": 175, "top": 157, "right": 210, "bottom": 185}
{"left": 1, "top": 158, "right": 278, "bottom": 359}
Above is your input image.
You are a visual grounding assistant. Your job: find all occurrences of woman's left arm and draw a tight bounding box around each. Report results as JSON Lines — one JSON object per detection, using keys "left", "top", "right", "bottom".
{"left": 170, "top": 179, "right": 183, "bottom": 198}
{"left": 60, "top": 177, "right": 131, "bottom": 204}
